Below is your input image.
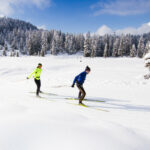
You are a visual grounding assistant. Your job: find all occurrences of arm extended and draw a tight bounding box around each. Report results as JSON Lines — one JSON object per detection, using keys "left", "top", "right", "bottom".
{"left": 27, "top": 69, "right": 36, "bottom": 79}
{"left": 72, "top": 74, "right": 79, "bottom": 87}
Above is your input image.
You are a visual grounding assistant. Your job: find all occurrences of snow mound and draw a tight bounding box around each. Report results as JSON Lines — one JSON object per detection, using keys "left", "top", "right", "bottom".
{"left": 144, "top": 52, "right": 150, "bottom": 60}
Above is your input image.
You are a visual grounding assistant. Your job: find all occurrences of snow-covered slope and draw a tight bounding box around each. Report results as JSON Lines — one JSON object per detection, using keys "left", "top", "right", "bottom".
{"left": 0, "top": 56, "right": 150, "bottom": 150}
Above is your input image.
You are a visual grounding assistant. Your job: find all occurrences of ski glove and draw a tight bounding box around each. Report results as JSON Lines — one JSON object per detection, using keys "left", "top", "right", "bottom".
{"left": 27, "top": 77, "right": 29, "bottom": 79}
{"left": 71, "top": 84, "right": 75, "bottom": 88}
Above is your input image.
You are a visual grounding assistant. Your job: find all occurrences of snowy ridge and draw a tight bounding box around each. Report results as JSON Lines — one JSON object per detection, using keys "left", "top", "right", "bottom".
{"left": 0, "top": 56, "right": 150, "bottom": 150}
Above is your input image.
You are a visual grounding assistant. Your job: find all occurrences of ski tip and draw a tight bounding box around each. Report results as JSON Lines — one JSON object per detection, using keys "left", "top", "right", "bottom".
{"left": 79, "top": 103, "right": 88, "bottom": 107}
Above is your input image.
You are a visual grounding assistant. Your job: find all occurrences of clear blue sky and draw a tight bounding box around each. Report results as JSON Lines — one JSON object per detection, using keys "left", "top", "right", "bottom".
{"left": 3, "top": 0, "right": 150, "bottom": 33}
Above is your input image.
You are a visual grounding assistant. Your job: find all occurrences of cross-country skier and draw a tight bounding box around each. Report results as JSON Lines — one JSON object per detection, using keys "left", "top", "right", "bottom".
{"left": 71, "top": 66, "right": 91, "bottom": 104}
{"left": 27, "top": 63, "right": 42, "bottom": 96}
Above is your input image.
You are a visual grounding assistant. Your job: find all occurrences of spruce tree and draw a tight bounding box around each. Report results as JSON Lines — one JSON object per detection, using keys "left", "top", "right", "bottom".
{"left": 130, "top": 44, "right": 136, "bottom": 57}
{"left": 103, "top": 43, "right": 108, "bottom": 58}
{"left": 112, "top": 38, "right": 119, "bottom": 57}
{"left": 84, "top": 32, "right": 91, "bottom": 57}
{"left": 137, "top": 36, "right": 145, "bottom": 58}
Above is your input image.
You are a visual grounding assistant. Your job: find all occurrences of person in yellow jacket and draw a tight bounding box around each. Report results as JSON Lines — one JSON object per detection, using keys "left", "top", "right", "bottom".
{"left": 27, "top": 63, "right": 42, "bottom": 96}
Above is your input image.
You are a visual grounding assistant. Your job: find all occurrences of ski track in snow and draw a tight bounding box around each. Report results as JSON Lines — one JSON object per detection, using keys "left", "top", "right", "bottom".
{"left": 0, "top": 56, "right": 150, "bottom": 150}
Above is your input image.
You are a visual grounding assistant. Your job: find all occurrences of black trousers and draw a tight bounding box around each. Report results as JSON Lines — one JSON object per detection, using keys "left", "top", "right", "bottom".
{"left": 76, "top": 83, "right": 86, "bottom": 103}
{"left": 34, "top": 79, "right": 41, "bottom": 96}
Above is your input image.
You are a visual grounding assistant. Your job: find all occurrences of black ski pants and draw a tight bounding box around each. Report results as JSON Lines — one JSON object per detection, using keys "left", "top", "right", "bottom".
{"left": 34, "top": 79, "right": 41, "bottom": 96}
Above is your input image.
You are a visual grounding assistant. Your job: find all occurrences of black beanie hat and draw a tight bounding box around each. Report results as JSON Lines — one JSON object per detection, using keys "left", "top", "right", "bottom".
{"left": 85, "top": 66, "right": 91, "bottom": 71}
{"left": 38, "top": 63, "right": 42, "bottom": 66}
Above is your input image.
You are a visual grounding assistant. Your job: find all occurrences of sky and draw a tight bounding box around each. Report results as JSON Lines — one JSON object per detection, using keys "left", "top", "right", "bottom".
{"left": 1, "top": 0, "right": 150, "bottom": 35}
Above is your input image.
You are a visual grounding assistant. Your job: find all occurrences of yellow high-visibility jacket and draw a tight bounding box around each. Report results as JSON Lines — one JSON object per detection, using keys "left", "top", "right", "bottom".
{"left": 28, "top": 68, "right": 42, "bottom": 80}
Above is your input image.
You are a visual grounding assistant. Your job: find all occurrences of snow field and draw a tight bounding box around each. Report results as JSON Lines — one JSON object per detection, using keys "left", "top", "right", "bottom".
{"left": 0, "top": 56, "right": 149, "bottom": 150}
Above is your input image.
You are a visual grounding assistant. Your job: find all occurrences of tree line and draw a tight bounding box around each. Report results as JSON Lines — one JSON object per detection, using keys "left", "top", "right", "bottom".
{"left": 0, "top": 17, "right": 150, "bottom": 58}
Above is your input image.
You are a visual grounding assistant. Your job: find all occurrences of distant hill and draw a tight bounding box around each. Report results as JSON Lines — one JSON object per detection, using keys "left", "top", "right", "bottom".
{"left": 0, "top": 17, "right": 37, "bottom": 33}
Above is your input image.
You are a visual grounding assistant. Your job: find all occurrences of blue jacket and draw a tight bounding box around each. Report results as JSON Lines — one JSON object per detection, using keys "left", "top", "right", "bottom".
{"left": 73, "top": 71, "right": 87, "bottom": 86}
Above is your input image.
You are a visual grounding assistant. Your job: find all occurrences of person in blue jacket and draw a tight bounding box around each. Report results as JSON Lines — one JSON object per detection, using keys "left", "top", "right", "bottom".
{"left": 72, "top": 66, "right": 91, "bottom": 104}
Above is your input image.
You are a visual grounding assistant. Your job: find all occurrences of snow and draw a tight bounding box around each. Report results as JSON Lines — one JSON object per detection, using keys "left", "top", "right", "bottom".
{"left": 0, "top": 56, "right": 150, "bottom": 150}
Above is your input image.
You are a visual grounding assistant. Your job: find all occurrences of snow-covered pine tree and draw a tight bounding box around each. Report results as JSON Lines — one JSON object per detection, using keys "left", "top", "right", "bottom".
{"left": 75, "top": 34, "right": 84, "bottom": 52}
{"left": 64, "top": 33, "right": 70, "bottom": 53}
{"left": 2, "top": 44, "right": 7, "bottom": 56}
{"left": 130, "top": 44, "right": 136, "bottom": 57}
{"left": 103, "top": 43, "right": 108, "bottom": 58}
{"left": 51, "top": 38, "right": 58, "bottom": 55}
{"left": 144, "top": 41, "right": 150, "bottom": 56}
{"left": 16, "top": 50, "right": 19, "bottom": 57}
{"left": 26, "top": 31, "right": 42, "bottom": 55}
{"left": 10, "top": 48, "right": 15, "bottom": 57}
{"left": 71, "top": 36, "right": 77, "bottom": 54}
{"left": 51, "top": 30, "right": 61, "bottom": 55}
{"left": 112, "top": 38, "right": 119, "bottom": 57}
{"left": 103, "top": 35, "right": 110, "bottom": 57}
{"left": 4, "top": 43, "right": 8, "bottom": 51}
{"left": 33, "top": 31, "right": 42, "bottom": 55}
{"left": 11, "top": 38, "right": 18, "bottom": 50}
{"left": 118, "top": 36, "right": 124, "bottom": 57}
{"left": 84, "top": 32, "right": 91, "bottom": 57}
{"left": 19, "top": 37, "right": 25, "bottom": 53}
{"left": 69, "top": 35, "right": 76, "bottom": 54}
{"left": 125, "top": 34, "right": 132, "bottom": 56}
{"left": 2, "top": 50, "right": 7, "bottom": 56}
{"left": 26, "top": 33, "right": 32, "bottom": 55}
{"left": 137, "top": 36, "right": 145, "bottom": 58}
{"left": 41, "top": 31, "right": 48, "bottom": 57}
{"left": 91, "top": 35, "right": 97, "bottom": 57}
{"left": 95, "top": 37, "right": 103, "bottom": 56}
{"left": 108, "top": 35, "right": 114, "bottom": 56}
{"left": 57, "top": 31, "right": 65, "bottom": 53}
